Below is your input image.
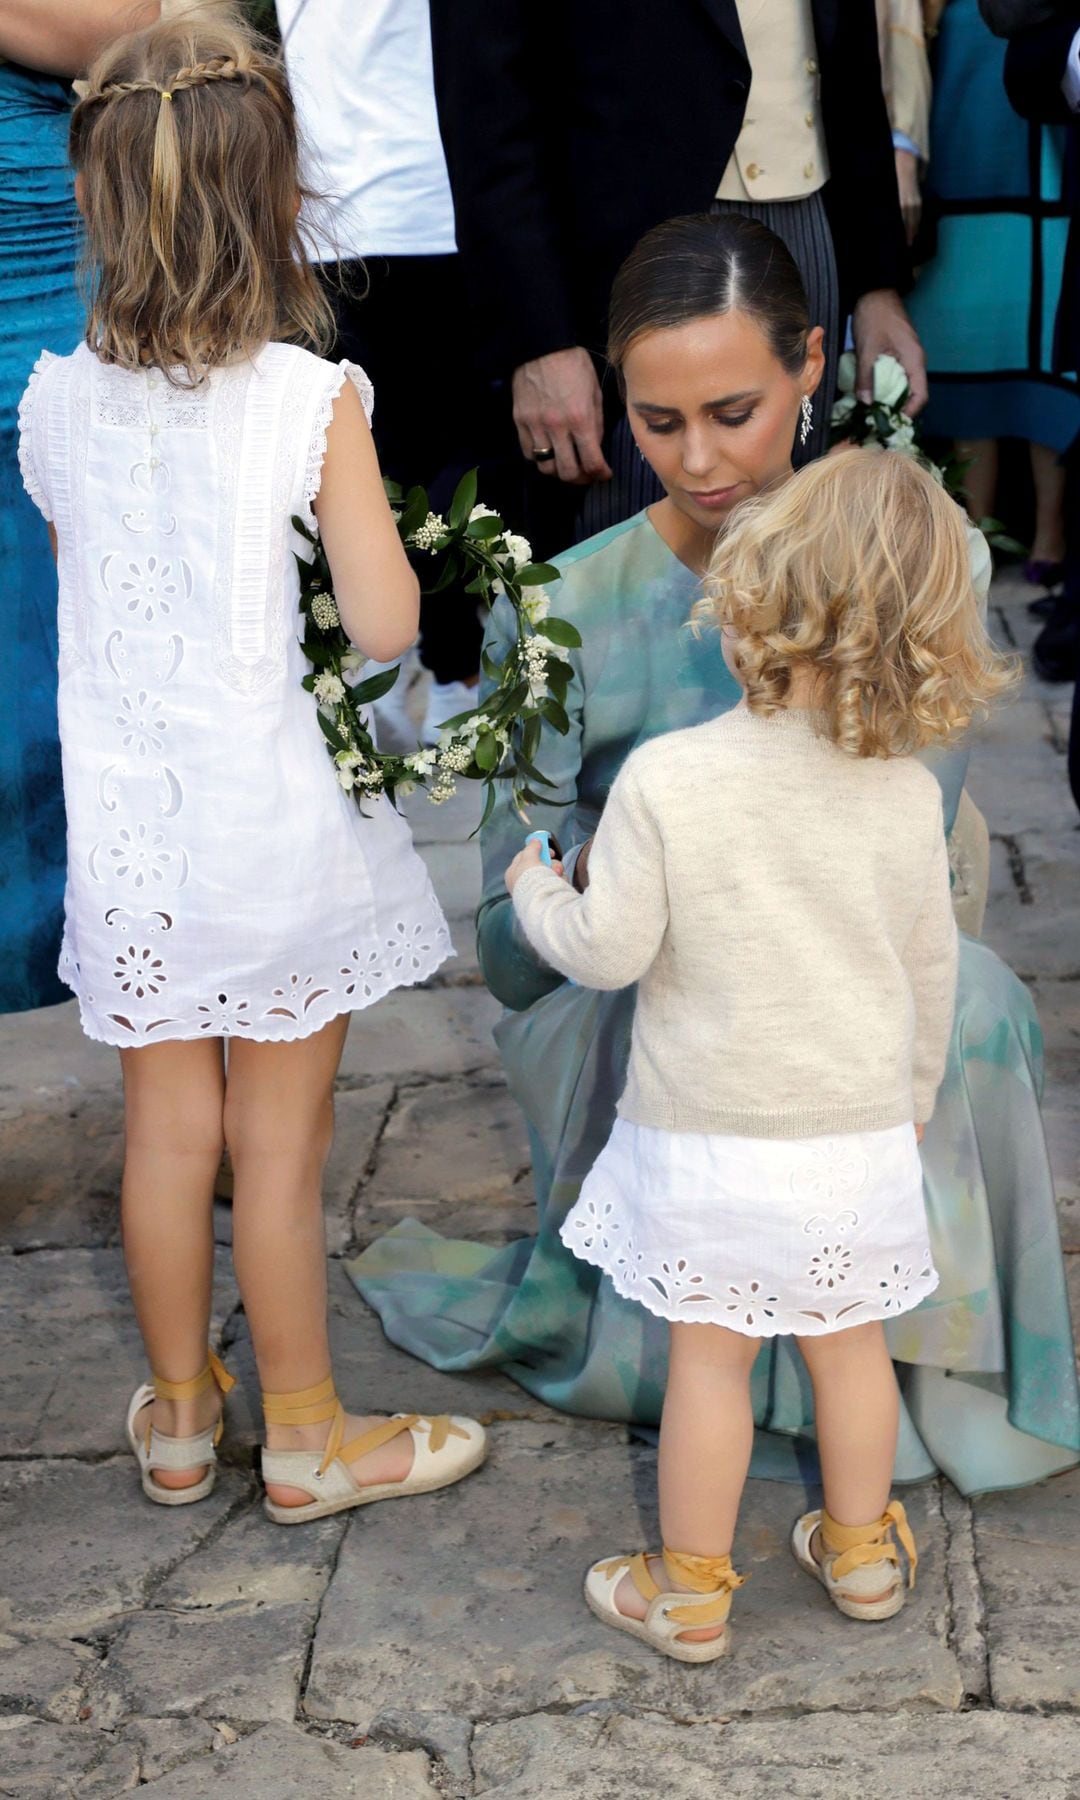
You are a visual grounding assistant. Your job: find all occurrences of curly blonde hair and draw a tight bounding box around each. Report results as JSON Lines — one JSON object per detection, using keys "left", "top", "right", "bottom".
{"left": 693, "top": 447, "right": 1020, "bottom": 757}
{"left": 70, "top": 5, "right": 333, "bottom": 383}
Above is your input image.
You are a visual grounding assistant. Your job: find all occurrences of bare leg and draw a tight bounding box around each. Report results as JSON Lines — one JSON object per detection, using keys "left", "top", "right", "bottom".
{"left": 225, "top": 1016, "right": 413, "bottom": 1507}
{"left": 119, "top": 1039, "right": 226, "bottom": 1489}
{"left": 1029, "top": 441, "right": 1066, "bottom": 567}
{"left": 797, "top": 1320, "right": 899, "bottom": 1603}
{"left": 616, "top": 1322, "right": 760, "bottom": 1642}
{"left": 955, "top": 438, "right": 998, "bottom": 526}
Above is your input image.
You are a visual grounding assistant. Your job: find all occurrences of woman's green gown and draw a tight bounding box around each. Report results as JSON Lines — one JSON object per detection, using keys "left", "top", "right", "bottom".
{"left": 351, "top": 510, "right": 1080, "bottom": 1496}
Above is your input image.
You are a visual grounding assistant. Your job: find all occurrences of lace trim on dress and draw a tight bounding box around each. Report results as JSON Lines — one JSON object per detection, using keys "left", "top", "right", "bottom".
{"left": 17, "top": 349, "right": 59, "bottom": 522}
{"left": 299, "top": 359, "right": 375, "bottom": 533}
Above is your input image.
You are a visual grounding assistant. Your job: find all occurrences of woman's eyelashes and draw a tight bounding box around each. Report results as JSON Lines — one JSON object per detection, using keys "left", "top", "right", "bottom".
{"left": 642, "top": 409, "right": 755, "bottom": 436}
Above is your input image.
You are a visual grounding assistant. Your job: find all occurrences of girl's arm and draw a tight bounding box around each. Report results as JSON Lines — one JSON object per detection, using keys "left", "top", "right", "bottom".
{"left": 508, "top": 757, "right": 668, "bottom": 990}
{"left": 0, "top": 1, "right": 158, "bottom": 76}
{"left": 314, "top": 380, "right": 419, "bottom": 664}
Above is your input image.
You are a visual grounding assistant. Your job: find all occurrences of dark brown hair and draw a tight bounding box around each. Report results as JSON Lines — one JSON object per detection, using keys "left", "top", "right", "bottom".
{"left": 608, "top": 212, "right": 812, "bottom": 380}
{"left": 70, "top": 5, "right": 333, "bottom": 382}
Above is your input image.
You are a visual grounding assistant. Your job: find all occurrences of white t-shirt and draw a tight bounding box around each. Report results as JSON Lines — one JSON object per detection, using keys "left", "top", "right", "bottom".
{"left": 277, "top": 0, "right": 456, "bottom": 261}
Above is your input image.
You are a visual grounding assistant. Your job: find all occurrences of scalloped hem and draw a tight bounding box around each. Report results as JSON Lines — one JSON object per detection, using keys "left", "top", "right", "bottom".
{"left": 62, "top": 943, "right": 454, "bottom": 1048}
{"left": 560, "top": 1227, "right": 940, "bottom": 1338}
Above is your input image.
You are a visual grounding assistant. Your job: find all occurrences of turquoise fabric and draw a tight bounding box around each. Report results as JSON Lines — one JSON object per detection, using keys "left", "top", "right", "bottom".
{"left": 350, "top": 510, "right": 1080, "bottom": 1496}
{"left": 0, "top": 64, "right": 81, "bottom": 1012}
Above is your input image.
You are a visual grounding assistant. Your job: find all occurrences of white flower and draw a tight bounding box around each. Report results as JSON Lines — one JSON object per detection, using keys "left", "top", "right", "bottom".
{"left": 495, "top": 531, "right": 532, "bottom": 570}
{"left": 410, "top": 512, "right": 447, "bottom": 552}
{"left": 395, "top": 779, "right": 417, "bottom": 799}
{"left": 530, "top": 633, "right": 570, "bottom": 664}
{"left": 491, "top": 576, "right": 506, "bottom": 599}
{"left": 437, "top": 738, "right": 474, "bottom": 774}
{"left": 885, "top": 420, "right": 917, "bottom": 456}
{"left": 872, "top": 354, "right": 909, "bottom": 410}
{"left": 523, "top": 587, "right": 551, "bottom": 623}
{"left": 830, "top": 393, "right": 857, "bottom": 427}
{"left": 311, "top": 592, "right": 340, "bottom": 631}
{"left": 836, "top": 350, "right": 857, "bottom": 396}
{"left": 405, "top": 748, "right": 438, "bottom": 775}
{"left": 337, "top": 766, "right": 356, "bottom": 791}
{"left": 314, "top": 672, "right": 346, "bottom": 704}
{"left": 469, "top": 504, "right": 499, "bottom": 522}
{"left": 340, "top": 650, "right": 364, "bottom": 672}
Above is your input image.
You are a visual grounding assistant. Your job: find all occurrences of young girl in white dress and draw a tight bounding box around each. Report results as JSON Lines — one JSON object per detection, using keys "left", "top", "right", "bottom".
{"left": 506, "top": 448, "right": 1016, "bottom": 1660}
{"left": 18, "top": 11, "right": 486, "bottom": 1522}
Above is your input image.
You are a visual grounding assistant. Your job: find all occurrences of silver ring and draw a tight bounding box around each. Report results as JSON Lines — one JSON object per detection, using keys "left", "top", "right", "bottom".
{"left": 531, "top": 446, "right": 556, "bottom": 463}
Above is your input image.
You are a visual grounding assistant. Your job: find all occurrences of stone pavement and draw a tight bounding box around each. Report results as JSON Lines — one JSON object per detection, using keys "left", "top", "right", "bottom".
{"left": 1, "top": 573, "right": 1078, "bottom": 1798}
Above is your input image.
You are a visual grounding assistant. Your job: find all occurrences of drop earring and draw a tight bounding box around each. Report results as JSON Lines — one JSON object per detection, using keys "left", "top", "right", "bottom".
{"left": 799, "top": 394, "right": 813, "bottom": 447}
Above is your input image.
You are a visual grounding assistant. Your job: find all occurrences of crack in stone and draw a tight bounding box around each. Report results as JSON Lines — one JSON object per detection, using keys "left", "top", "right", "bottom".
{"left": 939, "top": 1483, "right": 990, "bottom": 1707}
{"left": 993, "top": 833, "right": 1035, "bottom": 905}
{"left": 344, "top": 1085, "right": 401, "bottom": 1259}
{"left": 295, "top": 1504, "right": 353, "bottom": 1726}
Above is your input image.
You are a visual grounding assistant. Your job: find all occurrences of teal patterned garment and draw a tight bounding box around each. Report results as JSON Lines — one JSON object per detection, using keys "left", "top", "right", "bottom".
{"left": 350, "top": 510, "right": 1080, "bottom": 1496}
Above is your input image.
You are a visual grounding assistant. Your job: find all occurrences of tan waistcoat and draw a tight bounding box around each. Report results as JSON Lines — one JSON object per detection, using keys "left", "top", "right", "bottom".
{"left": 716, "top": 0, "right": 830, "bottom": 203}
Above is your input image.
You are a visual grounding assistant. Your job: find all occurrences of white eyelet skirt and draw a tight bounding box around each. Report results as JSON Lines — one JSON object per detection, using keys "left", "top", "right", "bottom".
{"left": 560, "top": 1119, "right": 939, "bottom": 1338}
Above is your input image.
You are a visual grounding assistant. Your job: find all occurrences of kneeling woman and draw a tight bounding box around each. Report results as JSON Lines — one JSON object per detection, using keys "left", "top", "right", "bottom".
{"left": 353, "top": 213, "right": 1080, "bottom": 1496}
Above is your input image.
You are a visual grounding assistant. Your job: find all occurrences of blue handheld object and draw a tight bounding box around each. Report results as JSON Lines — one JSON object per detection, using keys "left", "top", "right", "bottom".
{"left": 525, "top": 829, "right": 558, "bottom": 866}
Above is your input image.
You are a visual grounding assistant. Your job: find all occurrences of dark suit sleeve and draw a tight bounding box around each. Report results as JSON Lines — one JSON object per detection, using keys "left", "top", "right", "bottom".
{"left": 1004, "top": 17, "right": 1080, "bottom": 123}
{"left": 821, "top": 0, "right": 912, "bottom": 306}
{"left": 429, "top": 0, "right": 580, "bottom": 376}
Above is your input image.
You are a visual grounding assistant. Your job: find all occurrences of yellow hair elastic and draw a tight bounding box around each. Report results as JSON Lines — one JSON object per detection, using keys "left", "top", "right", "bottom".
{"left": 160, "top": 89, "right": 173, "bottom": 101}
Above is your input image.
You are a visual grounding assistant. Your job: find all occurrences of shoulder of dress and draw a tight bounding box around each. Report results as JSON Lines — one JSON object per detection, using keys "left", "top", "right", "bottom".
{"left": 548, "top": 514, "right": 659, "bottom": 621}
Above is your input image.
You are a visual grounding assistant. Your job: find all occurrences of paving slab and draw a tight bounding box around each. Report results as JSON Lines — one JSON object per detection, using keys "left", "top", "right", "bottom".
{"left": 0, "top": 1091, "right": 123, "bottom": 1250}
{"left": 95, "top": 1600, "right": 319, "bottom": 1726}
{"left": 222, "top": 1259, "right": 563, "bottom": 1452}
{"left": 976, "top": 1465, "right": 1080, "bottom": 1710}
{"left": 0, "top": 1458, "right": 249, "bottom": 1638}
{"left": 118, "top": 1716, "right": 218, "bottom": 1784}
{"left": 305, "top": 1425, "right": 959, "bottom": 1730}
{"left": 0, "top": 1718, "right": 141, "bottom": 1798}
{"left": 336, "top": 982, "right": 501, "bottom": 1086}
{"left": 982, "top": 830, "right": 1080, "bottom": 982}
{"left": 0, "top": 1000, "right": 115, "bottom": 1111}
{"left": 153, "top": 1499, "right": 345, "bottom": 1610}
{"left": 471, "top": 1710, "right": 1080, "bottom": 1800}
{"left": 355, "top": 1076, "right": 534, "bottom": 1247}
{"left": 967, "top": 701, "right": 1072, "bottom": 839}
{"left": 135, "top": 1721, "right": 439, "bottom": 1799}
{"left": 0, "top": 1247, "right": 238, "bottom": 1458}
{"left": 0, "top": 1635, "right": 94, "bottom": 1724}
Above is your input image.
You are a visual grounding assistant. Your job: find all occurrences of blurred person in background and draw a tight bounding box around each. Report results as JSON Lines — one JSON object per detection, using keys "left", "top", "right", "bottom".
{"left": 429, "top": 0, "right": 925, "bottom": 553}
{"left": 878, "top": 0, "right": 934, "bottom": 245}
{"left": 0, "top": 0, "right": 157, "bottom": 1015}
{"left": 907, "top": 0, "right": 1080, "bottom": 596}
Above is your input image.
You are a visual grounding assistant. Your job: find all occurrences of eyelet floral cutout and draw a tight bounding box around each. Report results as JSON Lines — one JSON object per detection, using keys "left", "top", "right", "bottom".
{"left": 385, "top": 920, "right": 436, "bottom": 974}
{"left": 789, "top": 1139, "right": 870, "bottom": 1204}
{"left": 878, "top": 1254, "right": 934, "bottom": 1310}
{"left": 105, "top": 822, "right": 173, "bottom": 889}
{"left": 115, "top": 690, "right": 167, "bottom": 758}
{"left": 100, "top": 552, "right": 192, "bottom": 624}
{"left": 196, "top": 993, "right": 252, "bottom": 1034}
{"left": 723, "top": 1280, "right": 781, "bottom": 1330}
{"left": 807, "top": 1243, "right": 853, "bottom": 1289}
{"left": 340, "top": 948, "right": 388, "bottom": 1001}
{"left": 572, "top": 1196, "right": 619, "bottom": 1253}
{"left": 113, "top": 944, "right": 168, "bottom": 998}
{"left": 265, "top": 972, "right": 331, "bottom": 1021}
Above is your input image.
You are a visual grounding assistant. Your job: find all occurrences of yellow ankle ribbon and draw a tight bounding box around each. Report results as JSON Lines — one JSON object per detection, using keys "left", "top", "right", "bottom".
{"left": 148, "top": 1347, "right": 235, "bottom": 1447}
{"left": 821, "top": 1499, "right": 918, "bottom": 1589}
{"left": 598, "top": 1548, "right": 746, "bottom": 1629}
{"left": 260, "top": 1382, "right": 467, "bottom": 1479}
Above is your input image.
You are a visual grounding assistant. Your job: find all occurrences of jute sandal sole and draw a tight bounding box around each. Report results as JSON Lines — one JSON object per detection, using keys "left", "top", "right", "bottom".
{"left": 263, "top": 1434, "right": 488, "bottom": 1524}
{"left": 125, "top": 1358, "right": 233, "bottom": 1509}
{"left": 790, "top": 1515, "right": 905, "bottom": 1621}
{"left": 583, "top": 1578, "right": 732, "bottom": 1663}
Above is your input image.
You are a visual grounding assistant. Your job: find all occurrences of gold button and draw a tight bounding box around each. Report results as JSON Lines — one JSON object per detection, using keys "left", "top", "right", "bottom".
{"left": 746, "top": 162, "right": 761, "bottom": 180}
{"left": 803, "top": 161, "right": 815, "bottom": 179}
{"left": 806, "top": 57, "right": 818, "bottom": 73}
{"left": 805, "top": 111, "right": 815, "bottom": 127}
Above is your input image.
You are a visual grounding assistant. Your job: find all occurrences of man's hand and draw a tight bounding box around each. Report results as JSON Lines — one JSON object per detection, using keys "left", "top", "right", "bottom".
{"left": 511, "top": 347, "right": 613, "bottom": 486}
{"left": 505, "top": 838, "right": 564, "bottom": 895}
{"left": 852, "top": 288, "right": 928, "bottom": 416}
{"left": 894, "top": 148, "right": 922, "bottom": 246}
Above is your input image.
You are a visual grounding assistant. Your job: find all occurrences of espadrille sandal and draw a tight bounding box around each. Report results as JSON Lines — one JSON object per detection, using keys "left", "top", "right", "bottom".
{"left": 791, "top": 1499, "right": 917, "bottom": 1621}
{"left": 260, "top": 1377, "right": 487, "bottom": 1524}
{"left": 126, "top": 1347, "right": 235, "bottom": 1507}
{"left": 584, "top": 1549, "right": 745, "bottom": 1663}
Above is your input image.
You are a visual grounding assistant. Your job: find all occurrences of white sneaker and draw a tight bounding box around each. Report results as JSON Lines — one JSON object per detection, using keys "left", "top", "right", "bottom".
{"left": 421, "top": 678, "right": 479, "bottom": 746}
{"left": 367, "top": 654, "right": 418, "bottom": 753}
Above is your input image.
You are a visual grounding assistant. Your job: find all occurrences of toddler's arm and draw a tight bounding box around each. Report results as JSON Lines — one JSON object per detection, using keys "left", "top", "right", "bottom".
{"left": 903, "top": 809, "right": 959, "bottom": 1124}
{"left": 314, "top": 380, "right": 420, "bottom": 662}
{"left": 508, "top": 758, "right": 668, "bottom": 989}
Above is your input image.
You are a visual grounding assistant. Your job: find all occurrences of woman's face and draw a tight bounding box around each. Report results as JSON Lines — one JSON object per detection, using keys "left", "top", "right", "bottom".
{"left": 622, "top": 309, "right": 825, "bottom": 533}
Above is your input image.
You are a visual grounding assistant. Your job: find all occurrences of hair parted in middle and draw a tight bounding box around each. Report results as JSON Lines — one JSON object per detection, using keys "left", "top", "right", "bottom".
{"left": 694, "top": 447, "right": 1020, "bottom": 758}
{"left": 69, "top": 2, "right": 334, "bottom": 383}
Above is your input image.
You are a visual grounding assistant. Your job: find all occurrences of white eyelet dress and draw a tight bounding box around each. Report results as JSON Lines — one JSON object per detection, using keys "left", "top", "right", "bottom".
{"left": 561, "top": 1120, "right": 938, "bottom": 1337}
{"left": 17, "top": 341, "right": 452, "bottom": 1045}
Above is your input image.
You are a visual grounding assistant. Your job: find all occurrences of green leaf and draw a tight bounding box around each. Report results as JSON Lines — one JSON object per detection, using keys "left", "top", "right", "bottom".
{"left": 466, "top": 514, "right": 505, "bottom": 540}
{"left": 423, "top": 555, "right": 459, "bottom": 595}
{"left": 448, "top": 467, "right": 479, "bottom": 532}
{"left": 318, "top": 712, "right": 347, "bottom": 753}
{"left": 398, "top": 485, "right": 429, "bottom": 539}
{"left": 383, "top": 477, "right": 403, "bottom": 504}
{"left": 351, "top": 665, "right": 402, "bottom": 704}
{"left": 538, "top": 616, "right": 582, "bottom": 649}
{"left": 513, "top": 749, "right": 557, "bottom": 789}
{"left": 474, "top": 732, "right": 499, "bottom": 772}
{"left": 291, "top": 513, "right": 317, "bottom": 545}
{"left": 522, "top": 714, "right": 541, "bottom": 762}
{"left": 480, "top": 647, "right": 502, "bottom": 682}
{"left": 539, "top": 697, "right": 570, "bottom": 735}
{"left": 472, "top": 779, "right": 498, "bottom": 838}
{"left": 515, "top": 562, "right": 561, "bottom": 586}
{"left": 431, "top": 708, "right": 479, "bottom": 733}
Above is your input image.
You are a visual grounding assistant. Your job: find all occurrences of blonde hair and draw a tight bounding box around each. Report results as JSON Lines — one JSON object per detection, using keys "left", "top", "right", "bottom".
{"left": 70, "top": 5, "right": 334, "bottom": 383}
{"left": 694, "top": 447, "right": 1020, "bottom": 757}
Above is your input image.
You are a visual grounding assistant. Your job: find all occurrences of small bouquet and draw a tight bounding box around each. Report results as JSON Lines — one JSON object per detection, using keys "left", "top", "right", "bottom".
{"left": 830, "top": 352, "right": 1023, "bottom": 554}
{"left": 294, "top": 470, "right": 580, "bottom": 831}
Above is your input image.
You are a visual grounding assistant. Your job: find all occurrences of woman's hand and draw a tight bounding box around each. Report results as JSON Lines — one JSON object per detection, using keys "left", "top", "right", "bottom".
{"left": 505, "top": 839, "right": 564, "bottom": 895}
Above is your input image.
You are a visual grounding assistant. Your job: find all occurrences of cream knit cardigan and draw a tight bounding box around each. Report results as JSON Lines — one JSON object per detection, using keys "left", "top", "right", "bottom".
{"left": 512, "top": 703, "right": 958, "bottom": 1139}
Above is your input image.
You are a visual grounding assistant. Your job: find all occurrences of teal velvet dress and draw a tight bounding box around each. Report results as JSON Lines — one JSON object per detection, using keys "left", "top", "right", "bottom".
{"left": 351, "top": 509, "right": 1080, "bottom": 1496}
{"left": 0, "top": 64, "right": 81, "bottom": 1011}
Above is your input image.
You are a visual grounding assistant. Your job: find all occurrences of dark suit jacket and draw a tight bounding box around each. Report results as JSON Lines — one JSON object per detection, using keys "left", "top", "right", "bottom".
{"left": 1004, "top": 14, "right": 1080, "bottom": 372}
{"left": 430, "top": 0, "right": 910, "bottom": 376}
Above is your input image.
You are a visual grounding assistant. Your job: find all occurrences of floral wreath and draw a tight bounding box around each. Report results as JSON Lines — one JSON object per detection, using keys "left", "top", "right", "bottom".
{"left": 294, "top": 470, "right": 580, "bottom": 829}
{"left": 829, "top": 352, "right": 1022, "bottom": 554}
